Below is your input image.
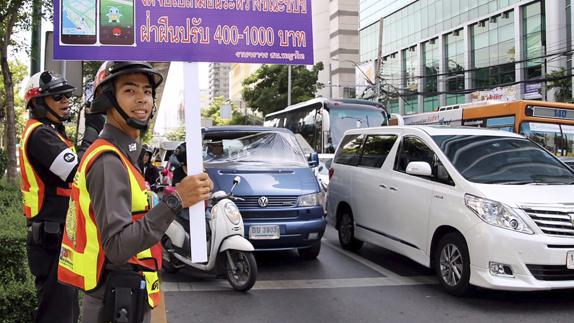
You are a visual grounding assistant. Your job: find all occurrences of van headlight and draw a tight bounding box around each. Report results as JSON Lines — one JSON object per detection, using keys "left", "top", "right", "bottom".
{"left": 223, "top": 202, "right": 241, "bottom": 225}
{"left": 298, "top": 193, "right": 322, "bottom": 207}
{"left": 464, "top": 194, "right": 534, "bottom": 234}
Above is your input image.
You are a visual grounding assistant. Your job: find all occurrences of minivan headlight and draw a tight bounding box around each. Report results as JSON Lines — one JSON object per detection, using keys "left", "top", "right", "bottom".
{"left": 223, "top": 201, "right": 241, "bottom": 225}
{"left": 298, "top": 193, "right": 322, "bottom": 207}
{"left": 464, "top": 194, "right": 534, "bottom": 234}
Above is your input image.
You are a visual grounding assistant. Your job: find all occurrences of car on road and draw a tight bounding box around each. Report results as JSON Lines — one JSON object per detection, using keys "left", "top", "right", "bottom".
{"left": 203, "top": 126, "right": 326, "bottom": 259}
{"left": 328, "top": 125, "right": 574, "bottom": 295}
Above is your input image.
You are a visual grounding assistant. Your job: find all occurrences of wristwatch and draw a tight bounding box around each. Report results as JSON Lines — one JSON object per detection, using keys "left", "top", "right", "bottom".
{"left": 162, "top": 192, "right": 183, "bottom": 214}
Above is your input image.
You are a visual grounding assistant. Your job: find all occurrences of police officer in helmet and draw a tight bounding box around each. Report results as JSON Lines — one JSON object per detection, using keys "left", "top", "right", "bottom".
{"left": 20, "top": 71, "right": 104, "bottom": 323}
{"left": 58, "top": 61, "right": 213, "bottom": 323}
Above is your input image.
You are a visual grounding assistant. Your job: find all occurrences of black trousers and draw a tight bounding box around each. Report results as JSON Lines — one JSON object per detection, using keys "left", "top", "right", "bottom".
{"left": 27, "top": 229, "right": 79, "bottom": 323}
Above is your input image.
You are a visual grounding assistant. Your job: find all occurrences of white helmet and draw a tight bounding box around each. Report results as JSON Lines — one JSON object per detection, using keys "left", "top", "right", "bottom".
{"left": 23, "top": 71, "right": 75, "bottom": 120}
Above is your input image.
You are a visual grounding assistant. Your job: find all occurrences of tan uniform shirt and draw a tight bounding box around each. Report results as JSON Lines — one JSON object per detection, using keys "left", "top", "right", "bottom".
{"left": 83, "top": 124, "right": 176, "bottom": 323}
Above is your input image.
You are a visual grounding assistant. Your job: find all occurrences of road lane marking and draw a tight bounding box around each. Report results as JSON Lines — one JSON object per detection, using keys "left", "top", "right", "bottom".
{"left": 322, "top": 239, "right": 436, "bottom": 286}
{"left": 162, "top": 276, "right": 434, "bottom": 292}
{"left": 161, "top": 238, "right": 436, "bottom": 293}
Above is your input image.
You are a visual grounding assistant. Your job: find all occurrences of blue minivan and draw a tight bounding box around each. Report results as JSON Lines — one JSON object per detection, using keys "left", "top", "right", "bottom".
{"left": 203, "top": 126, "right": 326, "bottom": 259}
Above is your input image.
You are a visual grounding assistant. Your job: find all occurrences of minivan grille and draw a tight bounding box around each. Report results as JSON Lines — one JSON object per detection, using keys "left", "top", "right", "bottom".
{"left": 522, "top": 207, "right": 574, "bottom": 237}
{"left": 526, "top": 265, "right": 574, "bottom": 281}
{"left": 235, "top": 196, "right": 298, "bottom": 208}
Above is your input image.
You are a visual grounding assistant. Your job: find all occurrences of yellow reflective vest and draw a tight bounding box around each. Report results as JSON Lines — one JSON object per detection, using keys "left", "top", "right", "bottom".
{"left": 19, "top": 119, "right": 74, "bottom": 219}
{"left": 58, "top": 139, "right": 162, "bottom": 308}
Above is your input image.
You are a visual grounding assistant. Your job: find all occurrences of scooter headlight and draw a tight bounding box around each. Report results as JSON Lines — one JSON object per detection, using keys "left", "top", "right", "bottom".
{"left": 223, "top": 201, "right": 241, "bottom": 225}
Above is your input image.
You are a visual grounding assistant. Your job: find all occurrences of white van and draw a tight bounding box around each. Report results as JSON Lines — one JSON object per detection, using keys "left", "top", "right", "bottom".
{"left": 327, "top": 125, "right": 574, "bottom": 295}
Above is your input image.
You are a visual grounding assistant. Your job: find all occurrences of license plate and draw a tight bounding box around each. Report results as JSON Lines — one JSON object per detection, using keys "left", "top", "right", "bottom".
{"left": 249, "top": 225, "right": 280, "bottom": 240}
{"left": 567, "top": 251, "right": 574, "bottom": 269}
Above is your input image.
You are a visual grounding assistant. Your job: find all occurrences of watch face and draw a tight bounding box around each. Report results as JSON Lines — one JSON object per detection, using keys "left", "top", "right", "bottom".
{"left": 166, "top": 194, "right": 181, "bottom": 209}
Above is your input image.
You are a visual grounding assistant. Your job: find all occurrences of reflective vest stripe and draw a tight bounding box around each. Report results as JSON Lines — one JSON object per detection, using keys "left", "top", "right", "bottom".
{"left": 19, "top": 120, "right": 45, "bottom": 219}
{"left": 59, "top": 139, "right": 162, "bottom": 308}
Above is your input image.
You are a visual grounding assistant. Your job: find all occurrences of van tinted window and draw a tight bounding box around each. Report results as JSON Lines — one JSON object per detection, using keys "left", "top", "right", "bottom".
{"left": 334, "top": 134, "right": 364, "bottom": 166}
{"left": 358, "top": 135, "right": 398, "bottom": 168}
{"left": 394, "top": 136, "right": 435, "bottom": 172}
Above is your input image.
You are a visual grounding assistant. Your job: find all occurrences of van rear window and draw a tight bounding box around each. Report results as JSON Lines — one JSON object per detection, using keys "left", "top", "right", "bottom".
{"left": 334, "top": 134, "right": 364, "bottom": 166}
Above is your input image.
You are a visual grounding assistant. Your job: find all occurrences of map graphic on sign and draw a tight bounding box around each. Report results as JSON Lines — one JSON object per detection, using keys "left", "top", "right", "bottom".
{"left": 62, "top": 0, "right": 96, "bottom": 36}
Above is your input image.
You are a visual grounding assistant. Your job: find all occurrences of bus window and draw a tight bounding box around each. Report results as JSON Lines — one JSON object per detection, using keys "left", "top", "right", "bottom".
{"left": 520, "top": 122, "right": 573, "bottom": 157}
{"left": 485, "top": 116, "right": 515, "bottom": 132}
{"left": 329, "top": 108, "right": 386, "bottom": 153}
{"left": 284, "top": 106, "right": 318, "bottom": 150}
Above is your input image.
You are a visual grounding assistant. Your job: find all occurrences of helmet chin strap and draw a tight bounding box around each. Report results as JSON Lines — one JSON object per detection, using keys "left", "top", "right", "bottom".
{"left": 104, "top": 90, "right": 151, "bottom": 130}
{"left": 35, "top": 98, "right": 71, "bottom": 122}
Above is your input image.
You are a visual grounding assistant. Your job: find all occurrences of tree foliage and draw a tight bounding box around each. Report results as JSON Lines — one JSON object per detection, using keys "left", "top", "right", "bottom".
{"left": 0, "top": 0, "right": 37, "bottom": 183}
{"left": 202, "top": 96, "right": 262, "bottom": 126}
{"left": 165, "top": 127, "right": 185, "bottom": 141}
{"left": 547, "top": 68, "right": 573, "bottom": 103}
{"left": 241, "top": 63, "right": 324, "bottom": 115}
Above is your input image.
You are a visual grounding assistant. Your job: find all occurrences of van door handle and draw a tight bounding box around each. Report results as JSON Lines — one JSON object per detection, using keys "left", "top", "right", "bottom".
{"left": 379, "top": 184, "right": 387, "bottom": 189}
{"left": 434, "top": 194, "right": 444, "bottom": 199}
{"left": 389, "top": 186, "right": 398, "bottom": 191}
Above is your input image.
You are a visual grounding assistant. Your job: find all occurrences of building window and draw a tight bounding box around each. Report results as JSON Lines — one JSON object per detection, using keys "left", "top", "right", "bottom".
{"left": 403, "top": 47, "right": 418, "bottom": 114}
{"left": 423, "top": 39, "right": 439, "bottom": 112}
{"left": 381, "top": 53, "right": 401, "bottom": 114}
{"left": 360, "top": 22, "right": 380, "bottom": 62}
{"left": 522, "top": 1, "right": 545, "bottom": 99}
{"left": 445, "top": 29, "right": 465, "bottom": 105}
{"left": 471, "top": 9, "right": 516, "bottom": 90}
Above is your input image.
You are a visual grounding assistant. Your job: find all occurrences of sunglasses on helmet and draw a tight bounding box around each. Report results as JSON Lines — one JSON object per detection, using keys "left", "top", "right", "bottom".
{"left": 52, "top": 93, "right": 73, "bottom": 101}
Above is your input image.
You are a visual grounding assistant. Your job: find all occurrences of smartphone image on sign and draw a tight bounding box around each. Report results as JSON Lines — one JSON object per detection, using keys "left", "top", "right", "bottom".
{"left": 60, "top": 0, "right": 97, "bottom": 45}
{"left": 99, "top": 0, "right": 135, "bottom": 46}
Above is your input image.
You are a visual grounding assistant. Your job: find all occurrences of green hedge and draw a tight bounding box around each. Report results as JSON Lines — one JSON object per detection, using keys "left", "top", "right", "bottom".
{"left": 0, "top": 184, "right": 36, "bottom": 323}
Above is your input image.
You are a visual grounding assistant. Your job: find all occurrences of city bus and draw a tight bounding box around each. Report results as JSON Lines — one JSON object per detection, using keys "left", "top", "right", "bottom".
{"left": 264, "top": 98, "right": 389, "bottom": 154}
{"left": 392, "top": 100, "right": 574, "bottom": 156}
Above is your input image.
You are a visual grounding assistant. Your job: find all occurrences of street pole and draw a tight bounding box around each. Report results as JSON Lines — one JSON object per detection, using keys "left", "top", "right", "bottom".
{"left": 328, "top": 62, "right": 332, "bottom": 98}
{"left": 287, "top": 65, "right": 292, "bottom": 106}
{"left": 30, "top": 0, "right": 42, "bottom": 75}
{"left": 375, "top": 17, "right": 384, "bottom": 102}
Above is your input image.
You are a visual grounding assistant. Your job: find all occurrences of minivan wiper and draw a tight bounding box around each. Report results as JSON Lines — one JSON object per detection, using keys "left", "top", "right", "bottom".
{"left": 485, "top": 180, "right": 537, "bottom": 185}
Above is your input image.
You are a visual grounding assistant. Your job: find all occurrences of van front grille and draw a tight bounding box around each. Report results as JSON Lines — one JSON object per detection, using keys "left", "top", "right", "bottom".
{"left": 521, "top": 207, "right": 574, "bottom": 237}
{"left": 235, "top": 196, "right": 298, "bottom": 208}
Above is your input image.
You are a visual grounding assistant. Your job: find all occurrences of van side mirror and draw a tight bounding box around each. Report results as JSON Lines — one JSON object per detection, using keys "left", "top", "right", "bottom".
{"left": 308, "top": 152, "right": 319, "bottom": 168}
{"left": 406, "top": 161, "right": 432, "bottom": 177}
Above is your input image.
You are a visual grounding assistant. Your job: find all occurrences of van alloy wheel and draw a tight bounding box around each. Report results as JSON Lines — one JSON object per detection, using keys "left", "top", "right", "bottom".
{"left": 439, "top": 243, "right": 463, "bottom": 286}
{"left": 434, "top": 232, "right": 473, "bottom": 296}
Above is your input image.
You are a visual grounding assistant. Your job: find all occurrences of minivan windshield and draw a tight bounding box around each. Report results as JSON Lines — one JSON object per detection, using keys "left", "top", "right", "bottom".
{"left": 432, "top": 135, "right": 574, "bottom": 184}
{"left": 203, "top": 131, "right": 308, "bottom": 167}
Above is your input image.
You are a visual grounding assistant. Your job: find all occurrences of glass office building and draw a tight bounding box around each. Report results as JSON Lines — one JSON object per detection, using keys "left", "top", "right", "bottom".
{"left": 360, "top": 0, "right": 573, "bottom": 114}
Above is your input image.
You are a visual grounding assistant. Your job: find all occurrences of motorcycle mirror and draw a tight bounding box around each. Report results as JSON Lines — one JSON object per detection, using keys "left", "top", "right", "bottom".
{"left": 230, "top": 176, "right": 241, "bottom": 195}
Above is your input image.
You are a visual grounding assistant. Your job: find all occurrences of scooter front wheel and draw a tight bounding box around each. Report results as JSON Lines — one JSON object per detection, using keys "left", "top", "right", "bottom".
{"left": 224, "top": 250, "right": 257, "bottom": 292}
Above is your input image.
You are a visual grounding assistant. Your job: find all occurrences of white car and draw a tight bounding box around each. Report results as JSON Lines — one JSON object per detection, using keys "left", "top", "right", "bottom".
{"left": 327, "top": 125, "right": 574, "bottom": 295}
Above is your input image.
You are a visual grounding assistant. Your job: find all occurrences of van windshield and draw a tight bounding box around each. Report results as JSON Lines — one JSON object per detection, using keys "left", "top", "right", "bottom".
{"left": 432, "top": 135, "right": 574, "bottom": 184}
{"left": 203, "top": 132, "right": 307, "bottom": 167}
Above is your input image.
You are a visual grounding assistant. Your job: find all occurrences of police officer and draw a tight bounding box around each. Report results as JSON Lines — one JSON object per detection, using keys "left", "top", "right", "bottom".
{"left": 20, "top": 71, "right": 104, "bottom": 323}
{"left": 58, "top": 61, "right": 213, "bottom": 323}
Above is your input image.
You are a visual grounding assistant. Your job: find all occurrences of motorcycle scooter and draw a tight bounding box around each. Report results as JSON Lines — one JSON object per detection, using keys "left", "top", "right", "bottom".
{"left": 161, "top": 176, "right": 257, "bottom": 292}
